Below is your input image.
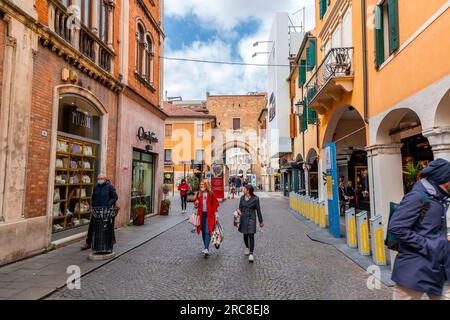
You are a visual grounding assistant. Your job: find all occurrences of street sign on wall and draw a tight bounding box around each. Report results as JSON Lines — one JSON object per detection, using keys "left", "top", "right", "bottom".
{"left": 326, "top": 142, "right": 341, "bottom": 238}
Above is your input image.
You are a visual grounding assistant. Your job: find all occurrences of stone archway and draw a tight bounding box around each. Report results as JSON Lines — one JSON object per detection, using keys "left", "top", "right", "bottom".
{"left": 368, "top": 108, "right": 431, "bottom": 230}
{"left": 424, "top": 88, "right": 450, "bottom": 161}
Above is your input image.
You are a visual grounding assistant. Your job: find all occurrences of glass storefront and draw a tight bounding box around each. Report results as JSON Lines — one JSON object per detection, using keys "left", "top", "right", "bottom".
{"left": 53, "top": 95, "right": 101, "bottom": 233}
{"left": 131, "top": 149, "right": 155, "bottom": 217}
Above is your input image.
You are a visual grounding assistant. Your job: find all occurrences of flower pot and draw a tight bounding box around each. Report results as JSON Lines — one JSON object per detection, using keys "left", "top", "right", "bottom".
{"left": 133, "top": 207, "right": 145, "bottom": 226}
{"left": 160, "top": 201, "right": 170, "bottom": 216}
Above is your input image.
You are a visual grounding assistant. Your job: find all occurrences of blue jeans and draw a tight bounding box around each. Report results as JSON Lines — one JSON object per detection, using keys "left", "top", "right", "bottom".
{"left": 201, "top": 212, "right": 210, "bottom": 250}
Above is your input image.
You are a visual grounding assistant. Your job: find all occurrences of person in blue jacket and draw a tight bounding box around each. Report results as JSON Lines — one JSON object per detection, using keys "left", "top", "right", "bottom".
{"left": 388, "top": 159, "right": 450, "bottom": 300}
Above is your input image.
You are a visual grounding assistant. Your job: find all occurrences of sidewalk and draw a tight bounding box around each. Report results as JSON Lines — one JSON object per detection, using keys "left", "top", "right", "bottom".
{"left": 0, "top": 195, "right": 189, "bottom": 300}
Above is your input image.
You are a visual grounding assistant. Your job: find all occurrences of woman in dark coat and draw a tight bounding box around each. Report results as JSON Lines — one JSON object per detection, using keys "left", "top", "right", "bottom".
{"left": 388, "top": 159, "right": 450, "bottom": 299}
{"left": 237, "top": 185, "right": 264, "bottom": 263}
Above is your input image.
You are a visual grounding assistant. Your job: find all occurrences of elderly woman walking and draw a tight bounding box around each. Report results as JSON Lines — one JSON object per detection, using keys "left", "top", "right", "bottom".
{"left": 237, "top": 185, "right": 264, "bottom": 263}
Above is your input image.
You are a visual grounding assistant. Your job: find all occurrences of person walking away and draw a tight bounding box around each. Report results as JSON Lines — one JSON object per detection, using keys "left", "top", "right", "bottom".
{"left": 346, "top": 180, "right": 356, "bottom": 208}
{"left": 235, "top": 176, "right": 242, "bottom": 196}
{"left": 243, "top": 178, "right": 249, "bottom": 189}
{"left": 338, "top": 181, "right": 348, "bottom": 216}
{"left": 194, "top": 179, "right": 220, "bottom": 257}
{"left": 81, "top": 174, "right": 118, "bottom": 250}
{"left": 237, "top": 184, "right": 264, "bottom": 263}
{"left": 178, "top": 179, "right": 190, "bottom": 214}
{"left": 388, "top": 159, "right": 450, "bottom": 300}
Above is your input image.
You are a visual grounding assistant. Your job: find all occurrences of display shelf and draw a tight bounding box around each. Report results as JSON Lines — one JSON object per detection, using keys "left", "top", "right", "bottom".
{"left": 53, "top": 136, "right": 97, "bottom": 232}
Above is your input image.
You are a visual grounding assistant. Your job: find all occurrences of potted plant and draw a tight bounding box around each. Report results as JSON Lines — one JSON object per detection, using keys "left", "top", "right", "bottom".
{"left": 132, "top": 202, "right": 148, "bottom": 226}
{"left": 186, "top": 174, "right": 200, "bottom": 202}
{"left": 160, "top": 198, "right": 171, "bottom": 216}
{"left": 162, "top": 183, "right": 170, "bottom": 199}
{"left": 403, "top": 161, "right": 422, "bottom": 193}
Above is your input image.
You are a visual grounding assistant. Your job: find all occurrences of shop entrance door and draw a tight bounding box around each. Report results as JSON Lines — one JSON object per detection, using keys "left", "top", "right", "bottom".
{"left": 131, "top": 149, "right": 154, "bottom": 217}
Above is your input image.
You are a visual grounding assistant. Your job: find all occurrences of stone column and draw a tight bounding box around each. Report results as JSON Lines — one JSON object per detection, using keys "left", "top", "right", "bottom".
{"left": 107, "top": 3, "right": 114, "bottom": 50}
{"left": 91, "top": 0, "right": 99, "bottom": 36}
{"left": 366, "top": 143, "right": 404, "bottom": 233}
{"left": 303, "top": 164, "right": 310, "bottom": 195}
{"left": 423, "top": 127, "right": 450, "bottom": 161}
{"left": 0, "top": 16, "right": 38, "bottom": 222}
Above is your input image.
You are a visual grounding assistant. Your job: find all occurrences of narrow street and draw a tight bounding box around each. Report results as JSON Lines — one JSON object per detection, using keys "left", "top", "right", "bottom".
{"left": 48, "top": 194, "right": 392, "bottom": 300}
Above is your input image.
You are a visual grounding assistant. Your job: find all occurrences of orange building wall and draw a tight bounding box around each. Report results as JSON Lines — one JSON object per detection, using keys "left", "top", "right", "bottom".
{"left": 366, "top": 0, "right": 450, "bottom": 118}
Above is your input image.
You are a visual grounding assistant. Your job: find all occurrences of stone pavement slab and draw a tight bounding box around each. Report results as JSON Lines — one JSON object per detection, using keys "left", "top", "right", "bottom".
{"left": 0, "top": 196, "right": 189, "bottom": 300}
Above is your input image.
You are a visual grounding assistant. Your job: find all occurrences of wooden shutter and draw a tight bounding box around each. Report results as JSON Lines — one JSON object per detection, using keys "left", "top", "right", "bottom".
{"left": 307, "top": 39, "right": 316, "bottom": 71}
{"left": 388, "top": 0, "right": 399, "bottom": 53}
{"left": 290, "top": 114, "right": 296, "bottom": 138}
{"left": 298, "top": 59, "right": 306, "bottom": 87}
{"left": 374, "top": 5, "right": 385, "bottom": 68}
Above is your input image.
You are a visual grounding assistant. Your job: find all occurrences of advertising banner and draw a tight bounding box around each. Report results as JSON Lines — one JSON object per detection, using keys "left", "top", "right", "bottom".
{"left": 211, "top": 164, "right": 224, "bottom": 200}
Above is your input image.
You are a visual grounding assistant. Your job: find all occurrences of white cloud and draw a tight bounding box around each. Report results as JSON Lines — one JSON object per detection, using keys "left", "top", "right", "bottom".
{"left": 163, "top": 0, "right": 315, "bottom": 100}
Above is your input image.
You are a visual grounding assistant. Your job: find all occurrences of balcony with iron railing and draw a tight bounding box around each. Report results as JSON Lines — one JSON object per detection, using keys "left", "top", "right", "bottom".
{"left": 48, "top": 0, "right": 114, "bottom": 73}
{"left": 304, "top": 47, "right": 354, "bottom": 115}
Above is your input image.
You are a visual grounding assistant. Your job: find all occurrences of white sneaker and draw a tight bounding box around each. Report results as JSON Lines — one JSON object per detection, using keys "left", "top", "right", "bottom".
{"left": 244, "top": 248, "right": 250, "bottom": 256}
{"left": 248, "top": 254, "right": 254, "bottom": 263}
{"left": 203, "top": 249, "right": 209, "bottom": 257}
{"left": 201, "top": 249, "right": 207, "bottom": 254}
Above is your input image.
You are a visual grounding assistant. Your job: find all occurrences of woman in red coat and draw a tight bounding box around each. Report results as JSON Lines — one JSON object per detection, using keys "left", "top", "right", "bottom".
{"left": 177, "top": 179, "right": 190, "bottom": 214}
{"left": 195, "top": 179, "right": 220, "bottom": 257}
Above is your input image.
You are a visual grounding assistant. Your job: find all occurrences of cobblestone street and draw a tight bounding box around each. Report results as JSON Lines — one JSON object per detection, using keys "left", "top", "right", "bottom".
{"left": 48, "top": 194, "right": 392, "bottom": 300}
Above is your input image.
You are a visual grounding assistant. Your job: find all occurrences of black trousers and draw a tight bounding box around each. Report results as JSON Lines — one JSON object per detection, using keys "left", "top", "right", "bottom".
{"left": 181, "top": 195, "right": 188, "bottom": 210}
{"left": 243, "top": 234, "right": 255, "bottom": 254}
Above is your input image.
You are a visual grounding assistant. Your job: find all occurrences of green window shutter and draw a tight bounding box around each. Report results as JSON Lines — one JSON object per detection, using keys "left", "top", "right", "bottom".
{"left": 298, "top": 60, "right": 306, "bottom": 87}
{"left": 301, "top": 100, "right": 308, "bottom": 132}
{"left": 388, "top": 0, "right": 399, "bottom": 53}
{"left": 306, "top": 39, "right": 316, "bottom": 71}
{"left": 319, "top": 0, "right": 326, "bottom": 19}
{"left": 374, "top": 5, "right": 385, "bottom": 68}
{"left": 307, "top": 107, "right": 318, "bottom": 124}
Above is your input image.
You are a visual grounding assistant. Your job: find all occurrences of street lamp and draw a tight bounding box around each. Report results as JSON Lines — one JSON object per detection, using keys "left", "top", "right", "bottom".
{"left": 252, "top": 52, "right": 270, "bottom": 58}
{"left": 295, "top": 99, "right": 305, "bottom": 115}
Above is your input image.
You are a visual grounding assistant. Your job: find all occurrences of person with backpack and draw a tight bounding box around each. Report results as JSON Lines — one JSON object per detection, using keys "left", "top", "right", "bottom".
{"left": 194, "top": 179, "right": 220, "bottom": 257}
{"left": 388, "top": 158, "right": 450, "bottom": 300}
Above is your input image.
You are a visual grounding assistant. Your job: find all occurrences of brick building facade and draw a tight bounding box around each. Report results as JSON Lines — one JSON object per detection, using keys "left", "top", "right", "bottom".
{"left": 0, "top": 0, "right": 165, "bottom": 266}
{"left": 206, "top": 94, "right": 267, "bottom": 187}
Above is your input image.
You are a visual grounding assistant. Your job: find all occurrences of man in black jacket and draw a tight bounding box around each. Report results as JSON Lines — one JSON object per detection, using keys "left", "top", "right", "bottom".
{"left": 81, "top": 174, "right": 118, "bottom": 250}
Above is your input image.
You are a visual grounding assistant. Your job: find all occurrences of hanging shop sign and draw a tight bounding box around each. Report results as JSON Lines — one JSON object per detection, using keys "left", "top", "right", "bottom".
{"left": 268, "top": 92, "right": 276, "bottom": 122}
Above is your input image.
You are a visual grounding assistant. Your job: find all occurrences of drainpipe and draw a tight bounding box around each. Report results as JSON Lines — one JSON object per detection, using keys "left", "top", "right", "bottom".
{"left": 361, "top": 0, "right": 369, "bottom": 124}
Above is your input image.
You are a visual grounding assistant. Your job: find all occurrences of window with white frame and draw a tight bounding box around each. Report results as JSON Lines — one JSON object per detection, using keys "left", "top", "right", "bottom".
{"left": 195, "top": 149, "right": 204, "bottom": 162}
{"left": 196, "top": 123, "right": 204, "bottom": 137}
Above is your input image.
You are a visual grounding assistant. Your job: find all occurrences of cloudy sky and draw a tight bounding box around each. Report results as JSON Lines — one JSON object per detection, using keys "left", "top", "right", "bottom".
{"left": 163, "top": 0, "right": 315, "bottom": 100}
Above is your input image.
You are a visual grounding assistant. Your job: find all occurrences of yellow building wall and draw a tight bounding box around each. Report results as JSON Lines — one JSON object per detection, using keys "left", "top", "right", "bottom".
{"left": 164, "top": 120, "right": 213, "bottom": 175}
{"left": 366, "top": 0, "right": 450, "bottom": 118}
{"left": 313, "top": 0, "right": 368, "bottom": 153}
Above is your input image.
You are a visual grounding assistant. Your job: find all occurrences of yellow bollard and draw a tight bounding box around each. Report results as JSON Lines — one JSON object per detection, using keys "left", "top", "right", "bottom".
{"left": 314, "top": 201, "right": 320, "bottom": 225}
{"left": 370, "top": 215, "right": 387, "bottom": 265}
{"left": 345, "top": 208, "right": 357, "bottom": 248}
{"left": 319, "top": 202, "right": 327, "bottom": 228}
{"left": 356, "top": 211, "right": 370, "bottom": 256}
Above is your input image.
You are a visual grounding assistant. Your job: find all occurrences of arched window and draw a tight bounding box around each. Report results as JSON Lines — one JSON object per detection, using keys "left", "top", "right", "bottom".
{"left": 81, "top": 0, "right": 92, "bottom": 28}
{"left": 136, "top": 23, "right": 145, "bottom": 75}
{"left": 144, "top": 34, "right": 154, "bottom": 83}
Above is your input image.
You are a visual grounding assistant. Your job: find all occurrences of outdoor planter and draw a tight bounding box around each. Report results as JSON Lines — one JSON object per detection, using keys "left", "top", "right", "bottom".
{"left": 160, "top": 199, "right": 171, "bottom": 216}
{"left": 132, "top": 205, "right": 146, "bottom": 226}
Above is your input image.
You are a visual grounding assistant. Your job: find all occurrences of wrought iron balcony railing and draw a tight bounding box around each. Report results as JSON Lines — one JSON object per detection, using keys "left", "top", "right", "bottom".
{"left": 304, "top": 47, "right": 354, "bottom": 107}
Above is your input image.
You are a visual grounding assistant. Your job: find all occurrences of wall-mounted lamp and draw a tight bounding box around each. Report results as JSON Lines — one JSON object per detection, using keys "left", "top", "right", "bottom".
{"left": 252, "top": 52, "right": 270, "bottom": 58}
